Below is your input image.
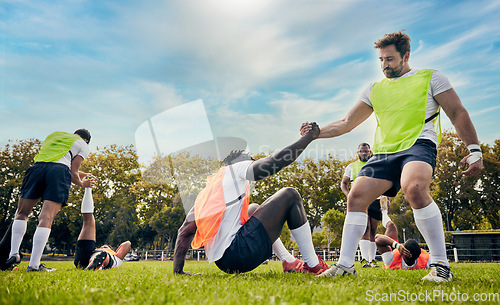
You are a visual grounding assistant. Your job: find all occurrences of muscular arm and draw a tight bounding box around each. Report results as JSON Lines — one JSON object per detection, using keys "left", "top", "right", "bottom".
{"left": 304, "top": 100, "right": 373, "bottom": 138}
{"left": 340, "top": 175, "right": 350, "bottom": 198}
{"left": 173, "top": 219, "right": 197, "bottom": 274}
{"left": 246, "top": 122, "right": 320, "bottom": 181}
{"left": 435, "top": 88, "right": 483, "bottom": 175}
{"left": 70, "top": 156, "right": 94, "bottom": 188}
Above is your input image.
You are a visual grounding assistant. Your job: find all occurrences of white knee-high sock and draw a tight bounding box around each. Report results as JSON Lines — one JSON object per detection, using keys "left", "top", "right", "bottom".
{"left": 9, "top": 220, "right": 27, "bottom": 257}
{"left": 369, "top": 241, "right": 377, "bottom": 262}
{"left": 381, "top": 209, "right": 391, "bottom": 228}
{"left": 81, "top": 188, "right": 94, "bottom": 214}
{"left": 358, "top": 239, "right": 370, "bottom": 261}
{"left": 290, "top": 222, "right": 319, "bottom": 267}
{"left": 338, "top": 212, "right": 368, "bottom": 268}
{"left": 272, "top": 238, "right": 296, "bottom": 263}
{"left": 28, "top": 227, "right": 51, "bottom": 269}
{"left": 413, "top": 201, "right": 449, "bottom": 266}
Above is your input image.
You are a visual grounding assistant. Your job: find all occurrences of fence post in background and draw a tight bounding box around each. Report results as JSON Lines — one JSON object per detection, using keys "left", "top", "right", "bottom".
{"left": 145, "top": 251, "right": 148, "bottom": 261}
{"left": 161, "top": 250, "right": 164, "bottom": 261}
{"left": 323, "top": 250, "right": 326, "bottom": 261}
{"left": 454, "top": 248, "right": 459, "bottom": 262}
{"left": 197, "top": 250, "right": 200, "bottom": 261}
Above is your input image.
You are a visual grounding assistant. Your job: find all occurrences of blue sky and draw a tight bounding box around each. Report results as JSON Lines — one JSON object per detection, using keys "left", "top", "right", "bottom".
{"left": 1, "top": 0, "right": 500, "bottom": 162}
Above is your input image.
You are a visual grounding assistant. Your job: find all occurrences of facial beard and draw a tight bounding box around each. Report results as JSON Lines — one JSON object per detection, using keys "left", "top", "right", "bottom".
{"left": 359, "top": 156, "right": 370, "bottom": 162}
{"left": 383, "top": 59, "right": 404, "bottom": 78}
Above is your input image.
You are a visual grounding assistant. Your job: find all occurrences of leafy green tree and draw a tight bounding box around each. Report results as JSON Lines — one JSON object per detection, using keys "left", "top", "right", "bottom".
{"left": 0, "top": 138, "right": 42, "bottom": 252}
{"left": 478, "top": 140, "right": 500, "bottom": 228}
{"left": 432, "top": 131, "right": 481, "bottom": 231}
{"left": 149, "top": 206, "right": 185, "bottom": 253}
{"left": 321, "top": 208, "right": 345, "bottom": 248}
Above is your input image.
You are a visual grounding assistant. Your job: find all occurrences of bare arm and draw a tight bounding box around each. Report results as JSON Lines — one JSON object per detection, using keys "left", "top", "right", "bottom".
{"left": 435, "top": 88, "right": 483, "bottom": 176}
{"left": 301, "top": 100, "right": 373, "bottom": 138}
{"left": 70, "top": 156, "right": 94, "bottom": 188}
{"left": 340, "top": 175, "right": 350, "bottom": 198}
{"left": 247, "top": 122, "right": 320, "bottom": 181}
{"left": 173, "top": 219, "right": 198, "bottom": 274}
{"left": 375, "top": 234, "right": 410, "bottom": 257}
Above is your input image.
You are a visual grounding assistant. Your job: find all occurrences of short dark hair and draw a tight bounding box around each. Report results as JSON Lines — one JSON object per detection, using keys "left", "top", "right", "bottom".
{"left": 74, "top": 129, "right": 91, "bottom": 144}
{"left": 404, "top": 239, "right": 422, "bottom": 260}
{"left": 222, "top": 150, "right": 253, "bottom": 166}
{"left": 374, "top": 30, "right": 411, "bottom": 59}
{"left": 358, "top": 143, "right": 370, "bottom": 149}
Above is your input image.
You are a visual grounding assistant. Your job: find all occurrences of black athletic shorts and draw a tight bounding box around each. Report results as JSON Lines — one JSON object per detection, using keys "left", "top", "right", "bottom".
{"left": 74, "top": 239, "right": 96, "bottom": 269}
{"left": 215, "top": 217, "right": 273, "bottom": 274}
{"left": 20, "top": 162, "right": 72, "bottom": 206}
{"left": 357, "top": 139, "right": 437, "bottom": 197}
{"left": 367, "top": 199, "right": 382, "bottom": 221}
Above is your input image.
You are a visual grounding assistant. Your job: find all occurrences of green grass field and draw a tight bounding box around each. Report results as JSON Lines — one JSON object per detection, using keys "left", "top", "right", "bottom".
{"left": 1, "top": 260, "right": 499, "bottom": 304}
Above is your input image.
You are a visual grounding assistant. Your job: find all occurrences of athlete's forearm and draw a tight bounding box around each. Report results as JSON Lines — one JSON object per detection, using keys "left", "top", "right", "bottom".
{"left": 173, "top": 221, "right": 196, "bottom": 274}
{"left": 249, "top": 124, "right": 319, "bottom": 181}
{"left": 451, "top": 108, "right": 480, "bottom": 146}
{"left": 318, "top": 119, "right": 351, "bottom": 138}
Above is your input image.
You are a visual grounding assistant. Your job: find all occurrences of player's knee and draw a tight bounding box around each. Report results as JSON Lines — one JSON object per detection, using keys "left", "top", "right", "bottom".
{"left": 280, "top": 187, "right": 302, "bottom": 204}
{"left": 346, "top": 190, "right": 368, "bottom": 210}
{"left": 401, "top": 182, "right": 427, "bottom": 202}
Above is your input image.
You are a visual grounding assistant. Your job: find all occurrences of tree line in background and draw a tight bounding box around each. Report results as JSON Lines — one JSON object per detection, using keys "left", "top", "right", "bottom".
{"left": 0, "top": 131, "right": 499, "bottom": 254}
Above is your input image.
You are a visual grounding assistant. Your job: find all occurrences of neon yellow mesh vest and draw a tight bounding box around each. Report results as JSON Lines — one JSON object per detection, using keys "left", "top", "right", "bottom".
{"left": 351, "top": 160, "right": 366, "bottom": 181}
{"left": 370, "top": 69, "right": 438, "bottom": 154}
{"left": 34, "top": 132, "right": 81, "bottom": 163}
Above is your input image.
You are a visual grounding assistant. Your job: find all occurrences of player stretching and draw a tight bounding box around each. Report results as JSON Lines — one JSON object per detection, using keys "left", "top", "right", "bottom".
{"left": 173, "top": 123, "right": 330, "bottom": 275}
{"left": 302, "top": 31, "right": 482, "bottom": 282}
{"left": 74, "top": 185, "right": 131, "bottom": 270}
{"left": 5, "top": 129, "right": 95, "bottom": 271}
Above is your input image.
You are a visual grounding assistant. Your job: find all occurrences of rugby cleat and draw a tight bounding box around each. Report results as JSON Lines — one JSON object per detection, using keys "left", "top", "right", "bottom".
{"left": 361, "top": 258, "right": 371, "bottom": 268}
{"left": 370, "top": 259, "right": 380, "bottom": 268}
{"left": 301, "top": 256, "right": 330, "bottom": 275}
{"left": 4, "top": 253, "right": 21, "bottom": 271}
{"left": 282, "top": 258, "right": 304, "bottom": 273}
{"left": 85, "top": 251, "right": 108, "bottom": 271}
{"left": 317, "top": 262, "right": 357, "bottom": 278}
{"left": 422, "top": 262, "right": 454, "bottom": 282}
{"left": 26, "top": 264, "right": 56, "bottom": 272}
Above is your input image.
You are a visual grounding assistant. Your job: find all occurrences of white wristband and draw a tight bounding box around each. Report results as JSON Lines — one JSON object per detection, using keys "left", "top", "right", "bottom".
{"left": 392, "top": 241, "right": 400, "bottom": 250}
{"left": 466, "top": 144, "right": 482, "bottom": 165}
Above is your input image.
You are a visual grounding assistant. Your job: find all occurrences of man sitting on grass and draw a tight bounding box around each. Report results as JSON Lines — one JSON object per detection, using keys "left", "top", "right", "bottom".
{"left": 375, "top": 218, "right": 429, "bottom": 270}
{"left": 74, "top": 185, "right": 131, "bottom": 270}
{"left": 173, "top": 123, "right": 330, "bottom": 275}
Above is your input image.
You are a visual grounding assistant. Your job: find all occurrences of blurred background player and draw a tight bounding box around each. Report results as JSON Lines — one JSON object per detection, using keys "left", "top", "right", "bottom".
{"left": 74, "top": 183, "right": 131, "bottom": 270}
{"left": 341, "top": 143, "right": 381, "bottom": 268}
{"left": 5, "top": 129, "right": 95, "bottom": 272}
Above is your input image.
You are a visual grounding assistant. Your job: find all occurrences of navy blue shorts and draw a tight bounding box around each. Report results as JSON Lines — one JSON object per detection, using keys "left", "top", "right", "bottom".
{"left": 20, "top": 162, "right": 72, "bottom": 206}
{"left": 215, "top": 217, "right": 273, "bottom": 274}
{"left": 367, "top": 199, "right": 382, "bottom": 221}
{"left": 357, "top": 139, "right": 437, "bottom": 197}
{"left": 74, "top": 239, "right": 96, "bottom": 269}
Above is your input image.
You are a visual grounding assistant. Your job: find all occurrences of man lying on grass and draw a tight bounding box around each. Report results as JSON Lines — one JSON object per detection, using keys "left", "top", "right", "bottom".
{"left": 375, "top": 219, "right": 429, "bottom": 270}
{"left": 74, "top": 186, "right": 131, "bottom": 271}
{"left": 173, "top": 123, "right": 330, "bottom": 275}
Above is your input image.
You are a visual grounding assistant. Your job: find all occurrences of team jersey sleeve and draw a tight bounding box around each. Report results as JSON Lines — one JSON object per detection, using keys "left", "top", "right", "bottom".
{"left": 359, "top": 83, "right": 375, "bottom": 107}
{"left": 430, "top": 70, "right": 453, "bottom": 97}
{"left": 344, "top": 163, "right": 353, "bottom": 179}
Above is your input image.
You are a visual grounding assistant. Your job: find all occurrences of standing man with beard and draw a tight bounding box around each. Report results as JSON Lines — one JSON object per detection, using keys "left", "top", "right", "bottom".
{"left": 341, "top": 143, "right": 381, "bottom": 268}
{"left": 302, "top": 31, "right": 483, "bottom": 282}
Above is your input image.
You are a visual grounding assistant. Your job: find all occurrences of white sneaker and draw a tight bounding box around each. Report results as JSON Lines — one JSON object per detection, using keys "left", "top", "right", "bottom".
{"left": 317, "top": 263, "right": 357, "bottom": 278}
{"left": 422, "top": 262, "right": 453, "bottom": 282}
